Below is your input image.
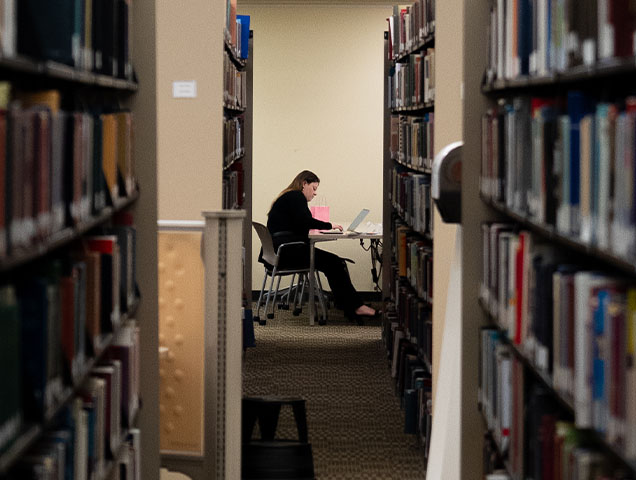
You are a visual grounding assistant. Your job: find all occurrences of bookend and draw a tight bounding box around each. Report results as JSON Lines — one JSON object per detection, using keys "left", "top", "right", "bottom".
{"left": 242, "top": 396, "right": 315, "bottom": 480}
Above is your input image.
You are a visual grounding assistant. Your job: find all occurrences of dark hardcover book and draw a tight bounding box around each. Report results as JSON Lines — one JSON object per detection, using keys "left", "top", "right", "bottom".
{"left": 99, "top": 0, "right": 116, "bottom": 76}
{"left": 86, "top": 235, "right": 121, "bottom": 332}
{"left": 517, "top": 0, "right": 532, "bottom": 75}
{"left": 16, "top": 277, "right": 53, "bottom": 420}
{"left": 92, "top": 0, "right": 105, "bottom": 73}
{"left": 0, "top": 285, "right": 21, "bottom": 454}
{"left": 60, "top": 264, "right": 79, "bottom": 383}
{"left": 16, "top": 0, "right": 75, "bottom": 65}
{"left": 116, "top": 0, "right": 129, "bottom": 78}
{"left": 404, "top": 389, "right": 419, "bottom": 434}
{"left": 105, "top": 225, "right": 135, "bottom": 312}
{"left": 0, "top": 108, "right": 7, "bottom": 257}
{"left": 92, "top": 113, "right": 106, "bottom": 214}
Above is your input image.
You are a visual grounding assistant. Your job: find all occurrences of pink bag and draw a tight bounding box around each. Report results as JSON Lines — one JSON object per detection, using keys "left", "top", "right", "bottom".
{"left": 310, "top": 206, "right": 329, "bottom": 222}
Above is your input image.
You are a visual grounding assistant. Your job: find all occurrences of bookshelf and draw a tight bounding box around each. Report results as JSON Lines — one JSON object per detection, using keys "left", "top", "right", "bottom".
{"left": 382, "top": 0, "right": 435, "bottom": 466}
{"left": 465, "top": 1, "right": 636, "bottom": 478}
{"left": 0, "top": 0, "right": 159, "bottom": 478}
{"left": 223, "top": 21, "right": 253, "bottom": 317}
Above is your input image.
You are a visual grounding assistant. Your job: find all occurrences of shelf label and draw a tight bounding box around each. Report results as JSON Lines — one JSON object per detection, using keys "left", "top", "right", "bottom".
{"left": 172, "top": 81, "right": 197, "bottom": 98}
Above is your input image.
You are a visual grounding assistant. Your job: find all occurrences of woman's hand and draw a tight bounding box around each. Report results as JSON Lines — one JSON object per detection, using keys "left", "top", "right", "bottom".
{"left": 332, "top": 224, "right": 343, "bottom": 231}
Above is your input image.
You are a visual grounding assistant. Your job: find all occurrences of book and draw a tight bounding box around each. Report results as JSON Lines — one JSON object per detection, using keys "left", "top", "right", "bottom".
{"left": 101, "top": 113, "right": 119, "bottom": 204}
{"left": 92, "top": 360, "right": 122, "bottom": 457}
{"left": 17, "top": 0, "right": 75, "bottom": 65}
{"left": 86, "top": 235, "right": 121, "bottom": 332}
{"left": 0, "top": 285, "right": 21, "bottom": 454}
{"left": 237, "top": 15, "right": 250, "bottom": 59}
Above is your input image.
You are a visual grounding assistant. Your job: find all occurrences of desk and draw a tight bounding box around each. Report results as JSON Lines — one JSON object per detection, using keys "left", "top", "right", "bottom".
{"left": 307, "top": 231, "right": 382, "bottom": 325}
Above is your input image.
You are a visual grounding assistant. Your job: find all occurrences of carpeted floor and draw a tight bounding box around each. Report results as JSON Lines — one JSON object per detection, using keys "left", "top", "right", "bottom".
{"left": 242, "top": 303, "right": 427, "bottom": 480}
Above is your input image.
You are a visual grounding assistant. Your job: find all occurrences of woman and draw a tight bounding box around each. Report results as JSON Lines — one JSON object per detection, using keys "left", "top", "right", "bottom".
{"left": 266, "top": 170, "right": 377, "bottom": 321}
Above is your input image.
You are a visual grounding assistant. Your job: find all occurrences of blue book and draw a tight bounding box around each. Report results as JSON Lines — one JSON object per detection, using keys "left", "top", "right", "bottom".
{"left": 237, "top": 15, "right": 250, "bottom": 59}
{"left": 592, "top": 288, "right": 610, "bottom": 433}
{"left": 517, "top": 0, "right": 532, "bottom": 75}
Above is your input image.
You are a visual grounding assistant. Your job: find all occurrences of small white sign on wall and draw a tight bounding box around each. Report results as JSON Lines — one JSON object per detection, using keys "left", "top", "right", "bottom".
{"left": 172, "top": 81, "right": 197, "bottom": 98}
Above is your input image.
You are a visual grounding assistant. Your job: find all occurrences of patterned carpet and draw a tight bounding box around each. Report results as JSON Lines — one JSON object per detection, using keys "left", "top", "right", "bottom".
{"left": 242, "top": 303, "right": 427, "bottom": 480}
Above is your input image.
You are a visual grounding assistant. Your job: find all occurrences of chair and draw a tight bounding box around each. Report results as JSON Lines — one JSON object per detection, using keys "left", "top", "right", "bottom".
{"left": 252, "top": 222, "right": 328, "bottom": 325}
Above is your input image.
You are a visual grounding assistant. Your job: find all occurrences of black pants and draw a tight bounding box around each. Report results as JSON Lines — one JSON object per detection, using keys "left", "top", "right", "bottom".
{"left": 313, "top": 247, "right": 363, "bottom": 315}
{"left": 267, "top": 241, "right": 363, "bottom": 315}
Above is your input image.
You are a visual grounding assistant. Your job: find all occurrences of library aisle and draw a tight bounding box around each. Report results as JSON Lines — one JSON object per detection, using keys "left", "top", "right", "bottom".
{"left": 243, "top": 306, "right": 427, "bottom": 479}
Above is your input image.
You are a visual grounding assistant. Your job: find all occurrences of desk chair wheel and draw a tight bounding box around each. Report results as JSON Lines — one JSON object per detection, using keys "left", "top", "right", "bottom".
{"left": 293, "top": 307, "right": 302, "bottom": 316}
{"left": 267, "top": 312, "right": 275, "bottom": 319}
{"left": 253, "top": 315, "right": 266, "bottom": 326}
{"left": 278, "top": 304, "right": 290, "bottom": 310}
{"left": 318, "top": 316, "right": 327, "bottom": 326}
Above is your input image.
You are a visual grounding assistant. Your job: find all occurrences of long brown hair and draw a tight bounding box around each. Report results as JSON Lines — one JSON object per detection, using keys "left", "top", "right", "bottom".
{"left": 270, "top": 170, "right": 320, "bottom": 210}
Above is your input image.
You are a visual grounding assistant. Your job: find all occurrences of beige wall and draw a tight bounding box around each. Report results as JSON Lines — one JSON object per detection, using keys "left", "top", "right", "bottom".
{"left": 156, "top": 0, "right": 225, "bottom": 220}
{"left": 432, "top": 0, "right": 462, "bottom": 402}
{"left": 238, "top": 2, "right": 392, "bottom": 291}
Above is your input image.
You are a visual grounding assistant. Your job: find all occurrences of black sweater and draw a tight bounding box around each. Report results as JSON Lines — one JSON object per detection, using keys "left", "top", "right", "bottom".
{"left": 267, "top": 190, "right": 331, "bottom": 246}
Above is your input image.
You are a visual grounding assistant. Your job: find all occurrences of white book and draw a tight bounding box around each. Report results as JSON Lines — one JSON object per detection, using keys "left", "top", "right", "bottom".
{"left": 497, "top": 347, "right": 511, "bottom": 453}
{"left": 597, "top": 0, "right": 614, "bottom": 59}
{"left": 537, "top": 0, "right": 548, "bottom": 75}
{"left": 498, "top": 232, "right": 513, "bottom": 331}
{"left": 1, "top": 0, "right": 15, "bottom": 57}
{"left": 497, "top": 0, "right": 505, "bottom": 79}
{"left": 84, "top": 377, "right": 107, "bottom": 479}
{"left": 573, "top": 272, "right": 615, "bottom": 428}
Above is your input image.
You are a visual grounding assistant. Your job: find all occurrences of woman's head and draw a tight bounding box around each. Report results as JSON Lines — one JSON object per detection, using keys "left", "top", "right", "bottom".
{"left": 285, "top": 170, "right": 320, "bottom": 202}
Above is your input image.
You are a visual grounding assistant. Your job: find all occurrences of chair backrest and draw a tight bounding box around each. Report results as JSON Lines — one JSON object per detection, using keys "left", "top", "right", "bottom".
{"left": 252, "top": 222, "right": 278, "bottom": 267}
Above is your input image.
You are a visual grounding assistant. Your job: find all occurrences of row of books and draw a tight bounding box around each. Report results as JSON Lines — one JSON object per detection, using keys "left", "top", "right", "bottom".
{"left": 480, "top": 329, "right": 634, "bottom": 479}
{"left": 222, "top": 166, "right": 245, "bottom": 210}
{"left": 396, "top": 279, "right": 433, "bottom": 358}
{"left": 386, "top": 0, "right": 435, "bottom": 60}
{"left": 384, "top": 312, "right": 432, "bottom": 452}
{"left": 7, "top": 323, "right": 140, "bottom": 480}
{"left": 390, "top": 170, "right": 433, "bottom": 236}
{"left": 223, "top": 51, "right": 248, "bottom": 110}
{"left": 0, "top": 223, "right": 137, "bottom": 456}
{"left": 389, "top": 113, "right": 435, "bottom": 170}
{"left": 485, "top": 0, "right": 636, "bottom": 82}
{"left": 395, "top": 224, "right": 433, "bottom": 302}
{"left": 3, "top": 0, "right": 134, "bottom": 80}
{"left": 223, "top": 114, "right": 245, "bottom": 168}
{"left": 0, "top": 85, "right": 136, "bottom": 257}
{"left": 388, "top": 49, "right": 435, "bottom": 109}
{"left": 481, "top": 92, "right": 636, "bottom": 262}
{"left": 224, "top": 0, "right": 250, "bottom": 59}
{"left": 481, "top": 223, "right": 636, "bottom": 461}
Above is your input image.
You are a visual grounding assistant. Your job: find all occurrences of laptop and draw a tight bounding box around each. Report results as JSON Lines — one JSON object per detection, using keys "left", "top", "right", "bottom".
{"left": 320, "top": 209, "right": 370, "bottom": 234}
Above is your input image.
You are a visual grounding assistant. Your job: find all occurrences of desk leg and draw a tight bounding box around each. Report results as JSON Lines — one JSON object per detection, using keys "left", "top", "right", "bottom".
{"left": 309, "top": 240, "right": 315, "bottom": 326}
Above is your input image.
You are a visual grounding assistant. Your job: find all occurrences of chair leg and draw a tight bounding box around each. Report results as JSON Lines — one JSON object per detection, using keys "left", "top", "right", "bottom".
{"left": 315, "top": 273, "right": 328, "bottom": 325}
{"left": 279, "top": 273, "right": 295, "bottom": 310}
{"left": 268, "top": 275, "right": 283, "bottom": 319}
{"left": 291, "top": 273, "right": 302, "bottom": 315}
{"left": 264, "top": 268, "right": 278, "bottom": 322}
{"left": 253, "top": 271, "right": 269, "bottom": 325}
